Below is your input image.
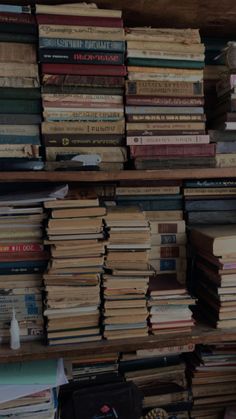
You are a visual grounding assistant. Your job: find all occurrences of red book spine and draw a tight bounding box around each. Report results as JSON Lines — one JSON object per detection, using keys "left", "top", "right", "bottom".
{"left": 0, "top": 252, "right": 49, "bottom": 261}
{"left": 126, "top": 95, "right": 204, "bottom": 106}
{"left": 0, "top": 243, "right": 44, "bottom": 253}
{"left": 36, "top": 14, "right": 123, "bottom": 27}
{"left": 0, "top": 12, "right": 35, "bottom": 24}
{"left": 130, "top": 143, "right": 216, "bottom": 158}
{"left": 41, "top": 63, "right": 127, "bottom": 77}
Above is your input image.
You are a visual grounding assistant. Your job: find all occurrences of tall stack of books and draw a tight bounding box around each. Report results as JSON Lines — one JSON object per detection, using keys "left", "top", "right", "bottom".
{"left": 120, "top": 349, "right": 191, "bottom": 417}
{"left": 125, "top": 28, "right": 213, "bottom": 169}
{"left": 36, "top": 3, "right": 127, "bottom": 171}
{"left": 0, "top": 4, "right": 43, "bottom": 171}
{"left": 187, "top": 343, "right": 236, "bottom": 418}
{"left": 208, "top": 42, "right": 236, "bottom": 168}
{"left": 43, "top": 195, "right": 106, "bottom": 345}
{"left": 190, "top": 225, "right": 236, "bottom": 328}
{"left": 0, "top": 186, "right": 68, "bottom": 344}
{"left": 103, "top": 206, "right": 152, "bottom": 339}
{"left": 184, "top": 179, "right": 236, "bottom": 225}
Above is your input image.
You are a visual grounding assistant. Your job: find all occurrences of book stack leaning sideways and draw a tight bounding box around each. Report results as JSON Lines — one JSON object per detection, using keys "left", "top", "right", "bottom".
{"left": 186, "top": 343, "right": 236, "bottom": 418}
{"left": 0, "top": 186, "right": 70, "bottom": 344}
{"left": 190, "top": 225, "right": 236, "bottom": 328}
{"left": 184, "top": 178, "right": 236, "bottom": 225}
{"left": 125, "top": 28, "right": 214, "bottom": 169}
{"left": 103, "top": 206, "right": 153, "bottom": 339}
{"left": 120, "top": 347, "right": 192, "bottom": 417}
{"left": 36, "top": 2, "right": 127, "bottom": 171}
{"left": 43, "top": 194, "right": 106, "bottom": 345}
{"left": 209, "top": 41, "right": 236, "bottom": 168}
{"left": 0, "top": 3, "right": 43, "bottom": 171}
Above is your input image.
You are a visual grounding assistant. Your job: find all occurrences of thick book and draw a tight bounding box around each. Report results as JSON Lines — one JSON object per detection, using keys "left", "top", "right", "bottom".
{"left": 35, "top": 4, "right": 122, "bottom": 18}
{"left": 36, "top": 14, "right": 123, "bottom": 27}
{"left": 130, "top": 144, "right": 215, "bottom": 158}
{"left": 39, "top": 37, "right": 125, "bottom": 52}
{"left": 126, "top": 80, "right": 203, "bottom": 97}
{"left": 0, "top": 114, "right": 41, "bottom": 124}
{"left": 0, "top": 158, "right": 44, "bottom": 171}
{"left": 42, "top": 74, "right": 124, "bottom": 88}
{"left": 216, "top": 141, "right": 236, "bottom": 153}
{"left": 46, "top": 146, "right": 127, "bottom": 163}
{"left": 0, "top": 135, "right": 40, "bottom": 145}
{"left": 190, "top": 225, "right": 236, "bottom": 256}
{"left": 42, "top": 120, "right": 125, "bottom": 135}
{"left": 0, "top": 12, "right": 34, "bottom": 24}
{"left": 134, "top": 157, "right": 215, "bottom": 169}
{"left": 127, "top": 57, "right": 204, "bottom": 69}
{"left": 43, "top": 134, "right": 125, "bottom": 147}
{"left": 0, "top": 63, "right": 38, "bottom": 78}
{"left": 187, "top": 211, "right": 236, "bottom": 224}
{"left": 127, "top": 134, "right": 209, "bottom": 145}
{"left": 126, "top": 114, "right": 205, "bottom": 122}
{"left": 39, "top": 50, "right": 124, "bottom": 65}
{"left": 0, "top": 100, "right": 41, "bottom": 114}
{"left": 0, "top": 33, "right": 36, "bottom": 44}
{"left": 0, "top": 88, "right": 40, "bottom": 100}
{"left": 0, "top": 77, "right": 39, "bottom": 88}
{"left": 0, "top": 42, "right": 36, "bottom": 63}
{"left": 126, "top": 95, "right": 204, "bottom": 106}
{"left": 185, "top": 198, "right": 236, "bottom": 211}
{"left": 41, "top": 63, "right": 127, "bottom": 77}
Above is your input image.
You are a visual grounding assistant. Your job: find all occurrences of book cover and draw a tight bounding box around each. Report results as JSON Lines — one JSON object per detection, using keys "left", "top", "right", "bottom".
{"left": 41, "top": 63, "right": 127, "bottom": 77}
{"left": 39, "top": 37, "right": 125, "bottom": 52}
{"left": 130, "top": 144, "right": 215, "bottom": 158}
{"left": 36, "top": 14, "right": 123, "bottom": 27}
{"left": 39, "top": 50, "right": 124, "bottom": 65}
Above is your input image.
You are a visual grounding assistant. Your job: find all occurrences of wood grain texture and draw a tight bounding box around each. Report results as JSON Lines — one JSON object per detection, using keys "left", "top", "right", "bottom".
{"left": 2, "top": 0, "right": 236, "bottom": 35}
{"left": 0, "top": 168, "right": 236, "bottom": 182}
{"left": 0, "top": 324, "right": 236, "bottom": 364}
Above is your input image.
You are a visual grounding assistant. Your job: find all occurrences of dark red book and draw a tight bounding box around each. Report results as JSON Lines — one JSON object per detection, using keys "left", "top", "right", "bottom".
{"left": 130, "top": 143, "right": 216, "bottom": 158}
{"left": 126, "top": 95, "right": 204, "bottom": 106}
{"left": 36, "top": 14, "right": 123, "bottom": 27}
{"left": 41, "top": 63, "right": 127, "bottom": 77}
{"left": 0, "top": 12, "right": 35, "bottom": 24}
{"left": 0, "top": 251, "right": 49, "bottom": 261}
{"left": 0, "top": 243, "right": 44, "bottom": 253}
{"left": 42, "top": 74, "right": 124, "bottom": 87}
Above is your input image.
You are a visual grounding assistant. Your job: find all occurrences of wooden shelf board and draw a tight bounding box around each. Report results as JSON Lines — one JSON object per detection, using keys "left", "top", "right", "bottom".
{"left": 0, "top": 168, "right": 235, "bottom": 182}
{"left": 1, "top": 325, "right": 236, "bottom": 363}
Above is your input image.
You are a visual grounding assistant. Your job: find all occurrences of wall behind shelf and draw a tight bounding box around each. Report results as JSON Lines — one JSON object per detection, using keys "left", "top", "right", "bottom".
{"left": 2, "top": 0, "right": 236, "bottom": 36}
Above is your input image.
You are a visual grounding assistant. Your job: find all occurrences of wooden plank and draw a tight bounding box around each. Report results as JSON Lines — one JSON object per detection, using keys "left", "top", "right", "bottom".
{"left": 1, "top": 325, "right": 236, "bottom": 363}
{"left": 0, "top": 168, "right": 236, "bottom": 183}
{"left": 2, "top": 0, "right": 236, "bottom": 36}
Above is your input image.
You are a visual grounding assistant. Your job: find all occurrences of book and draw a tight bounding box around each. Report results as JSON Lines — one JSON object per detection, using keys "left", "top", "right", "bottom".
{"left": 126, "top": 80, "right": 203, "bottom": 96}
{"left": 36, "top": 14, "right": 123, "bottom": 28}
{"left": 35, "top": 4, "right": 122, "bottom": 18}
{"left": 126, "top": 95, "right": 204, "bottom": 106}
{"left": 0, "top": 42, "right": 36, "bottom": 63}
{"left": 190, "top": 225, "right": 236, "bottom": 255}
{"left": 130, "top": 143, "right": 215, "bottom": 157}
{"left": 39, "top": 38, "right": 125, "bottom": 52}
{"left": 42, "top": 120, "right": 125, "bottom": 135}
{"left": 39, "top": 50, "right": 124, "bottom": 65}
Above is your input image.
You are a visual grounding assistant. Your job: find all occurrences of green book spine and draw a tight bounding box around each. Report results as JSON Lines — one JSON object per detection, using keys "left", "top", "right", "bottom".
{"left": 0, "top": 88, "right": 41, "bottom": 100}
{"left": 127, "top": 58, "right": 204, "bottom": 69}
{"left": 0, "top": 32, "right": 36, "bottom": 44}
{"left": 0, "top": 100, "right": 41, "bottom": 114}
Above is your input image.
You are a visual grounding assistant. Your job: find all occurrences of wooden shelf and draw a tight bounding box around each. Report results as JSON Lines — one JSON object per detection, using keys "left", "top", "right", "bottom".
{"left": 0, "top": 168, "right": 236, "bottom": 183}
{"left": 1, "top": 325, "right": 236, "bottom": 363}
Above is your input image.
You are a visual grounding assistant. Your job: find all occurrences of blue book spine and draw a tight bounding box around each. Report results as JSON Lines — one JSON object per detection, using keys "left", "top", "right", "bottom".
{"left": 0, "top": 5, "right": 30, "bottom": 12}
{"left": 216, "top": 142, "right": 236, "bottom": 153}
{"left": 160, "top": 235, "right": 179, "bottom": 245}
{"left": 0, "top": 135, "right": 40, "bottom": 145}
{"left": 159, "top": 259, "right": 177, "bottom": 271}
{"left": 39, "top": 37, "right": 125, "bottom": 52}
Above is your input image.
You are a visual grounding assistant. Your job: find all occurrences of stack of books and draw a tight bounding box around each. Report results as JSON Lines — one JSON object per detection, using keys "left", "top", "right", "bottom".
{"left": 0, "top": 4, "right": 42, "bottom": 171}
{"left": 208, "top": 42, "right": 236, "bottom": 168}
{"left": 43, "top": 195, "right": 106, "bottom": 345}
{"left": 148, "top": 275, "right": 195, "bottom": 335}
{"left": 36, "top": 3, "right": 127, "bottom": 171}
{"left": 187, "top": 343, "right": 236, "bottom": 418}
{"left": 65, "top": 353, "right": 120, "bottom": 385}
{"left": 184, "top": 179, "right": 236, "bottom": 225}
{"left": 190, "top": 225, "right": 236, "bottom": 329}
{"left": 124, "top": 28, "right": 213, "bottom": 169}
{"left": 103, "top": 206, "right": 152, "bottom": 339}
{"left": 0, "top": 188, "right": 58, "bottom": 344}
{"left": 120, "top": 349, "right": 191, "bottom": 417}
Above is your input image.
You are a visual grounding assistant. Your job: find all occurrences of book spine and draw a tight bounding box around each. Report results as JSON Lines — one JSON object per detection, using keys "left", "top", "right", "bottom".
{"left": 130, "top": 143, "right": 215, "bottom": 157}
{"left": 0, "top": 63, "right": 38, "bottom": 78}
{"left": 0, "top": 100, "right": 41, "bottom": 114}
{"left": 126, "top": 80, "right": 203, "bottom": 96}
{"left": 39, "top": 49, "right": 124, "bottom": 65}
{"left": 41, "top": 63, "right": 127, "bottom": 77}
{"left": 43, "top": 134, "right": 124, "bottom": 147}
{"left": 42, "top": 120, "right": 125, "bottom": 134}
{"left": 42, "top": 74, "right": 124, "bottom": 87}
{"left": 126, "top": 95, "right": 204, "bottom": 106}
{"left": 0, "top": 114, "right": 42, "bottom": 124}
{"left": 0, "top": 159, "right": 44, "bottom": 171}
{"left": 127, "top": 135, "right": 209, "bottom": 145}
{"left": 36, "top": 14, "right": 123, "bottom": 28}
{"left": 0, "top": 12, "right": 34, "bottom": 24}
{"left": 39, "top": 37, "right": 125, "bottom": 52}
{"left": 126, "top": 114, "right": 205, "bottom": 122}
{"left": 0, "top": 33, "right": 36, "bottom": 44}
{"left": 151, "top": 222, "right": 184, "bottom": 234}
{"left": 0, "top": 77, "right": 39, "bottom": 88}
{"left": 152, "top": 234, "right": 186, "bottom": 245}
{"left": 127, "top": 57, "right": 204, "bottom": 69}
{"left": 127, "top": 121, "right": 204, "bottom": 131}
{"left": 43, "top": 112, "right": 123, "bottom": 122}
{"left": 184, "top": 179, "right": 236, "bottom": 187}
{"left": 0, "top": 22, "right": 37, "bottom": 35}
{"left": 0, "top": 88, "right": 40, "bottom": 100}
{"left": 0, "top": 244, "right": 44, "bottom": 253}
{"left": 150, "top": 245, "right": 186, "bottom": 258}
{"left": 0, "top": 135, "right": 40, "bottom": 145}
{"left": 0, "top": 266, "right": 45, "bottom": 275}
{"left": 0, "top": 42, "right": 36, "bottom": 63}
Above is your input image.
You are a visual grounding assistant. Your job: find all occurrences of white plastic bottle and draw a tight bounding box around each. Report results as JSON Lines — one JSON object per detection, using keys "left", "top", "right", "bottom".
{"left": 10, "top": 308, "right": 20, "bottom": 350}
